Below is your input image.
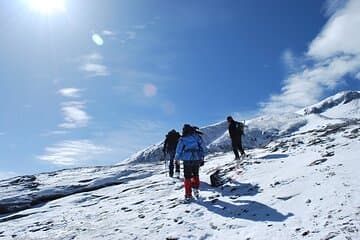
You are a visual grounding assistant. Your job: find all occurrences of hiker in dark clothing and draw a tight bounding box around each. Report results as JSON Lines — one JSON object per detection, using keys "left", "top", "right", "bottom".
{"left": 163, "top": 129, "right": 181, "bottom": 178}
{"left": 175, "top": 124, "right": 206, "bottom": 201}
{"left": 227, "top": 116, "right": 246, "bottom": 160}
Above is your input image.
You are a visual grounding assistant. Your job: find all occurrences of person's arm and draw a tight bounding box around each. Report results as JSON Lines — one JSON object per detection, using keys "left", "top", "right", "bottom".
{"left": 199, "top": 137, "right": 206, "bottom": 159}
{"left": 175, "top": 139, "right": 184, "bottom": 161}
{"left": 228, "top": 122, "right": 236, "bottom": 139}
{"left": 163, "top": 138, "right": 168, "bottom": 153}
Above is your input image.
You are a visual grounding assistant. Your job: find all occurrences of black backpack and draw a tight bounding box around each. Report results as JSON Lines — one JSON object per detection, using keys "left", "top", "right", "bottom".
{"left": 165, "top": 130, "right": 180, "bottom": 150}
{"left": 235, "top": 121, "right": 244, "bottom": 135}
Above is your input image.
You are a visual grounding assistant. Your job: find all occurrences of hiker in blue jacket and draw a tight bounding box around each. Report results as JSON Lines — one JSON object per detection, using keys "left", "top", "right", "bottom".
{"left": 175, "top": 124, "right": 206, "bottom": 201}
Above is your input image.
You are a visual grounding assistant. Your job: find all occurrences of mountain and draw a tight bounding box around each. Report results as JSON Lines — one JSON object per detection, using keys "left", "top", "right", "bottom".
{"left": 0, "top": 91, "right": 359, "bottom": 240}
{"left": 126, "top": 91, "right": 359, "bottom": 164}
{"left": 300, "top": 90, "right": 360, "bottom": 118}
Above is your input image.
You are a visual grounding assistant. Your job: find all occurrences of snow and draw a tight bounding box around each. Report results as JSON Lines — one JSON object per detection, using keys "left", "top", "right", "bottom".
{"left": 299, "top": 90, "right": 360, "bottom": 118}
{"left": 0, "top": 91, "right": 359, "bottom": 239}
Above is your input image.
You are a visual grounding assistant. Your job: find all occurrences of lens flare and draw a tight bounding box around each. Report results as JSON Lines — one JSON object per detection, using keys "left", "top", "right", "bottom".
{"left": 92, "top": 34, "right": 104, "bottom": 46}
{"left": 28, "top": 0, "right": 66, "bottom": 15}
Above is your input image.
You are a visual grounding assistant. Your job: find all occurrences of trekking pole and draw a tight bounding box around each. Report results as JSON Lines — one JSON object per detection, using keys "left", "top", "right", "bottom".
{"left": 164, "top": 152, "right": 168, "bottom": 177}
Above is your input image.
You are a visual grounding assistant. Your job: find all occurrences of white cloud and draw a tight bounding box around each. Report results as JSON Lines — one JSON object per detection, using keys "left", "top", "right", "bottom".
{"left": 126, "top": 31, "right": 137, "bottom": 40}
{"left": 59, "top": 101, "right": 91, "bottom": 129}
{"left": 79, "top": 53, "right": 109, "bottom": 77}
{"left": 58, "top": 88, "right": 82, "bottom": 98}
{"left": 308, "top": 0, "right": 360, "bottom": 58}
{"left": 102, "top": 30, "right": 116, "bottom": 36}
{"left": 322, "top": 0, "right": 347, "bottom": 17}
{"left": 38, "top": 140, "right": 111, "bottom": 165}
{"left": 261, "top": 0, "right": 360, "bottom": 114}
{"left": 143, "top": 83, "right": 157, "bottom": 97}
{"left": 282, "top": 49, "right": 296, "bottom": 70}
{"left": 134, "top": 25, "right": 146, "bottom": 30}
{"left": 80, "top": 63, "right": 109, "bottom": 76}
{"left": 41, "top": 130, "right": 69, "bottom": 137}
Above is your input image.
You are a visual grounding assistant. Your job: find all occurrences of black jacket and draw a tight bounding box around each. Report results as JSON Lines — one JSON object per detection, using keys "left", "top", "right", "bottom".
{"left": 163, "top": 131, "right": 180, "bottom": 153}
{"left": 228, "top": 120, "right": 243, "bottom": 140}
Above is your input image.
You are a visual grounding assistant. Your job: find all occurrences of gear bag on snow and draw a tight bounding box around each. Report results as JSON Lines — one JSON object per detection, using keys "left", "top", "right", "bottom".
{"left": 210, "top": 170, "right": 226, "bottom": 187}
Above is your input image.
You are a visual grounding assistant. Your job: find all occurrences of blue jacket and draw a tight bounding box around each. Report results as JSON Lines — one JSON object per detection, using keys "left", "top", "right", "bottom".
{"left": 175, "top": 134, "right": 206, "bottom": 161}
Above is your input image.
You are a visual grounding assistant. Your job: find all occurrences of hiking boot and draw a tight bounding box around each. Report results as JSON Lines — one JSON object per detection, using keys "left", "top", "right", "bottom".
{"left": 175, "top": 171, "right": 180, "bottom": 179}
{"left": 184, "top": 195, "right": 193, "bottom": 203}
{"left": 193, "top": 188, "right": 200, "bottom": 198}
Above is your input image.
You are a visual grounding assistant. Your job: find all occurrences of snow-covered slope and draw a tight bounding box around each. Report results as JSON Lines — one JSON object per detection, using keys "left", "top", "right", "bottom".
{"left": 0, "top": 91, "right": 359, "bottom": 240}
{"left": 299, "top": 90, "right": 360, "bottom": 118}
{"left": 126, "top": 91, "right": 359, "bottom": 163}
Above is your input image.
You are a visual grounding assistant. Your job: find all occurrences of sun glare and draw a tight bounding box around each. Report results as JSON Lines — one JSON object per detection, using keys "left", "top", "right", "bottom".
{"left": 28, "top": 0, "right": 66, "bottom": 15}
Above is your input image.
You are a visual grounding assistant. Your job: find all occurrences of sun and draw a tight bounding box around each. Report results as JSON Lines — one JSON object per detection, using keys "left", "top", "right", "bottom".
{"left": 28, "top": 0, "right": 66, "bottom": 15}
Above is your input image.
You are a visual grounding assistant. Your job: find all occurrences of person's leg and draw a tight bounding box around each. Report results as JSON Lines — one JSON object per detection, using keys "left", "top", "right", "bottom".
{"left": 192, "top": 161, "right": 200, "bottom": 189}
{"left": 232, "top": 140, "right": 240, "bottom": 159}
{"left": 183, "top": 161, "right": 192, "bottom": 198}
{"left": 168, "top": 159, "right": 174, "bottom": 177}
{"left": 175, "top": 160, "right": 181, "bottom": 175}
{"left": 238, "top": 136, "right": 246, "bottom": 156}
{"left": 168, "top": 150, "right": 176, "bottom": 177}
{"left": 191, "top": 161, "right": 200, "bottom": 197}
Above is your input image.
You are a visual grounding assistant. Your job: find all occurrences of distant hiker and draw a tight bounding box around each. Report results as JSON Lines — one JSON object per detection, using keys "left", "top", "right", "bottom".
{"left": 163, "top": 129, "right": 181, "bottom": 178}
{"left": 227, "top": 116, "right": 246, "bottom": 160}
{"left": 175, "top": 124, "right": 206, "bottom": 202}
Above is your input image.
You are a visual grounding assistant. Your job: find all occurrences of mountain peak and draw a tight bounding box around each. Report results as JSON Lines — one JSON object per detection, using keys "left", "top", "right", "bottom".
{"left": 300, "top": 90, "right": 360, "bottom": 117}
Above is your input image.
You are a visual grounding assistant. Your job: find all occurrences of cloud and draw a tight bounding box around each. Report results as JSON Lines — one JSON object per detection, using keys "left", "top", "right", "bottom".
{"left": 79, "top": 53, "right": 109, "bottom": 77}
{"left": 41, "top": 130, "right": 69, "bottom": 137}
{"left": 102, "top": 30, "right": 116, "bottom": 36}
{"left": 38, "top": 140, "right": 111, "bottom": 165}
{"left": 59, "top": 101, "right": 91, "bottom": 129}
{"left": 261, "top": 0, "right": 360, "bottom": 114}
{"left": 126, "top": 31, "right": 137, "bottom": 40}
{"left": 143, "top": 83, "right": 157, "bottom": 97}
{"left": 80, "top": 63, "right": 109, "bottom": 76}
{"left": 282, "top": 49, "right": 296, "bottom": 70}
{"left": 58, "top": 88, "right": 82, "bottom": 98}
{"left": 134, "top": 25, "right": 146, "bottom": 30}
{"left": 309, "top": 0, "right": 360, "bottom": 59}
{"left": 322, "top": 0, "right": 347, "bottom": 17}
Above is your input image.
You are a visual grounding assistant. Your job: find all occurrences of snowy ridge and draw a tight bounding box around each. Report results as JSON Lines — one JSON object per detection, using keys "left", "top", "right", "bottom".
{"left": 0, "top": 91, "right": 359, "bottom": 239}
{"left": 126, "top": 90, "right": 359, "bottom": 163}
{"left": 300, "top": 90, "right": 360, "bottom": 118}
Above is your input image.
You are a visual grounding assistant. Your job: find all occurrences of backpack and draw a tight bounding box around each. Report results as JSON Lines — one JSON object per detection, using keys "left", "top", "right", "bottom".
{"left": 235, "top": 121, "right": 244, "bottom": 135}
{"left": 210, "top": 170, "right": 225, "bottom": 187}
{"left": 165, "top": 130, "right": 180, "bottom": 150}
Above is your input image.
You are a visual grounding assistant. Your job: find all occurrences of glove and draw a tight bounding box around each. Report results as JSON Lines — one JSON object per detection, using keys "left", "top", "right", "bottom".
{"left": 199, "top": 158, "right": 204, "bottom": 167}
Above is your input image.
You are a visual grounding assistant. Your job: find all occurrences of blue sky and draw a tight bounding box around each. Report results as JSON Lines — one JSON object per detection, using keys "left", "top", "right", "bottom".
{"left": 1, "top": 0, "right": 359, "bottom": 179}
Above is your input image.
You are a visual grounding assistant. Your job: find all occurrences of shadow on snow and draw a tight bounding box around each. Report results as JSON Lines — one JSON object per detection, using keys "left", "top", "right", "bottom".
{"left": 200, "top": 181, "right": 261, "bottom": 198}
{"left": 197, "top": 198, "right": 294, "bottom": 222}
{"left": 260, "top": 154, "right": 289, "bottom": 160}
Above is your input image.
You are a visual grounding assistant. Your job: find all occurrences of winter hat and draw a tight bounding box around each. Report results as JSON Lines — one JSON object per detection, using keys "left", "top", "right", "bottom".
{"left": 182, "top": 124, "right": 193, "bottom": 136}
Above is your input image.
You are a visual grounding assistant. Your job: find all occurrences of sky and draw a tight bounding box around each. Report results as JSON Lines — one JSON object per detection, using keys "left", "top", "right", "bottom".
{"left": 0, "top": 0, "right": 359, "bottom": 179}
